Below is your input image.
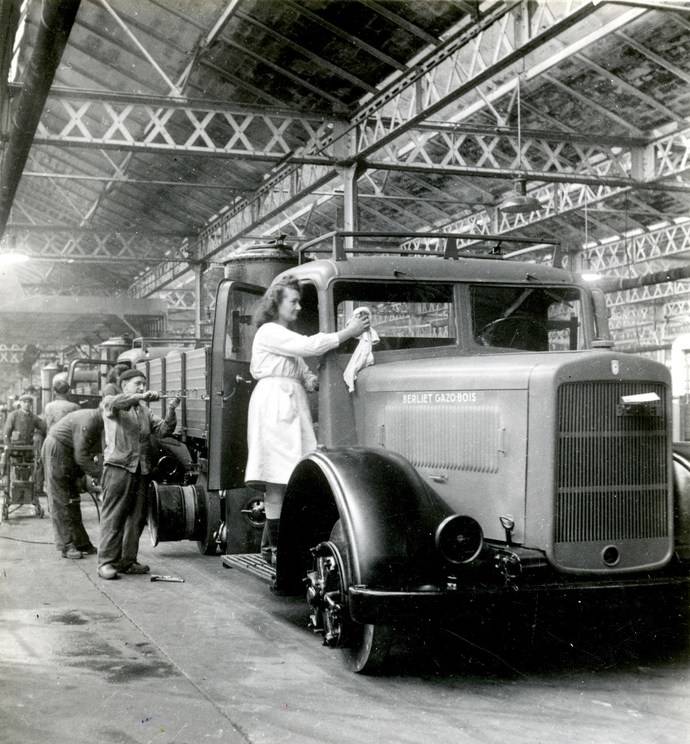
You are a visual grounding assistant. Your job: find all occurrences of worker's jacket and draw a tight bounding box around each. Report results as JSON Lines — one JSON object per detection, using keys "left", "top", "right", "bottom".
{"left": 3, "top": 409, "right": 46, "bottom": 445}
{"left": 47, "top": 408, "right": 104, "bottom": 479}
{"left": 102, "top": 394, "right": 176, "bottom": 474}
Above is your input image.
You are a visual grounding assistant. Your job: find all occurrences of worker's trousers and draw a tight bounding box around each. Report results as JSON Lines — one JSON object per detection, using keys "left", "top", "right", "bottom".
{"left": 98, "top": 464, "right": 148, "bottom": 569}
{"left": 42, "top": 436, "right": 92, "bottom": 553}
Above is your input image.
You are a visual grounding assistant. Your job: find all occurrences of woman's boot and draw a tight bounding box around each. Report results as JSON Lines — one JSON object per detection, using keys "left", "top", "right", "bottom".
{"left": 266, "top": 518, "right": 280, "bottom": 567}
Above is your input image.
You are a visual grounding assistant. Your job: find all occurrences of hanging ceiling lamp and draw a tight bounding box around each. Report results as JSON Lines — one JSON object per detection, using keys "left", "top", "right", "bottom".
{"left": 499, "top": 177, "right": 541, "bottom": 213}
{"left": 499, "top": 76, "right": 541, "bottom": 214}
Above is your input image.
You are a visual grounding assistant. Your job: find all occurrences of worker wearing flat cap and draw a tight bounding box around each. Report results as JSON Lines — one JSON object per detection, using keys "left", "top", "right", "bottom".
{"left": 3, "top": 394, "right": 46, "bottom": 446}
{"left": 97, "top": 368, "right": 180, "bottom": 580}
{"left": 43, "top": 377, "right": 79, "bottom": 431}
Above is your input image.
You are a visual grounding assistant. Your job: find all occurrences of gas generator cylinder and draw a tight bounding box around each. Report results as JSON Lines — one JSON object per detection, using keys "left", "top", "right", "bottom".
{"left": 40, "top": 362, "right": 60, "bottom": 410}
{"left": 223, "top": 243, "right": 298, "bottom": 287}
{"left": 98, "top": 336, "right": 131, "bottom": 362}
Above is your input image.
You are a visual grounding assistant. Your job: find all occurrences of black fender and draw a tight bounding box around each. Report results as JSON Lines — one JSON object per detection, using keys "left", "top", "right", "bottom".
{"left": 275, "top": 447, "right": 453, "bottom": 594}
{"left": 673, "top": 443, "right": 690, "bottom": 561}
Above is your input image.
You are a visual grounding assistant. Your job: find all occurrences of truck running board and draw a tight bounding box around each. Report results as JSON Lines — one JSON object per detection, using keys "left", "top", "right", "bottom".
{"left": 221, "top": 553, "right": 276, "bottom": 584}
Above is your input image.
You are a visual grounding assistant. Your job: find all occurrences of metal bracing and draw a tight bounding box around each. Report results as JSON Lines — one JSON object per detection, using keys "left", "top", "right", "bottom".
{"left": 31, "top": 88, "right": 340, "bottom": 161}
{"left": 158, "top": 289, "right": 196, "bottom": 310}
{"left": 586, "top": 220, "right": 690, "bottom": 274}
{"left": 128, "top": 2, "right": 655, "bottom": 296}
{"left": 370, "top": 126, "right": 643, "bottom": 181}
{"left": 607, "top": 280, "right": 690, "bottom": 307}
{"left": 0, "top": 345, "right": 25, "bottom": 364}
{"left": 352, "top": 0, "right": 599, "bottom": 157}
{"left": 129, "top": 157, "right": 339, "bottom": 295}
{"left": 608, "top": 300, "right": 690, "bottom": 330}
{"left": 2, "top": 228, "right": 186, "bottom": 264}
{"left": 399, "top": 125, "right": 690, "bottom": 253}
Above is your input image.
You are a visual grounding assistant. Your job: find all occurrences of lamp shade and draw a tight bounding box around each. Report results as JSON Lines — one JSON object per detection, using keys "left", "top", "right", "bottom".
{"left": 499, "top": 178, "right": 541, "bottom": 214}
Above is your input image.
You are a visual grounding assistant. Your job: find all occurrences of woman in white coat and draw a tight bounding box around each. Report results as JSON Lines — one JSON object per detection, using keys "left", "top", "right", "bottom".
{"left": 245, "top": 274, "right": 369, "bottom": 563}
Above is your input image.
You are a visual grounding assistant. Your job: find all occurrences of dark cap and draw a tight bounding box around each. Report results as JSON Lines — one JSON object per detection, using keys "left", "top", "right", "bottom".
{"left": 118, "top": 368, "right": 146, "bottom": 383}
{"left": 52, "top": 379, "right": 70, "bottom": 395}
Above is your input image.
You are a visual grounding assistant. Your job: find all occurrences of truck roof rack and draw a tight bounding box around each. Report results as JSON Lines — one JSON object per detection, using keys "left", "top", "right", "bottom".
{"left": 297, "top": 231, "right": 560, "bottom": 263}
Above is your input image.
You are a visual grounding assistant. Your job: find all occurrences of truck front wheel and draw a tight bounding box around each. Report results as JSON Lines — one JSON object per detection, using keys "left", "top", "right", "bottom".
{"left": 306, "top": 520, "right": 393, "bottom": 674}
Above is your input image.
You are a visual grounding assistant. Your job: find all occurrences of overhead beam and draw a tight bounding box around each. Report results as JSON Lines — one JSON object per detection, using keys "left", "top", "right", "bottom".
{"left": 0, "top": 293, "right": 165, "bottom": 315}
{"left": 20, "top": 171, "right": 253, "bottom": 192}
{"left": 30, "top": 88, "right": 341, "bottom": 161}
{"left": 407, "top": 125, "right": 690, "bottom": 252}
{"left": 2, "top": 227, "right": 188, "bottom": 263}
{"left": 586, "top": 220, "right": 690, "bottom": 274}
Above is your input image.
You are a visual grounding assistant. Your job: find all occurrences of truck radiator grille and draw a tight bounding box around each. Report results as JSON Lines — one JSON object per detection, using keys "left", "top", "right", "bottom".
{"left": 556, "top": 381, "right": 668, "bottom": 543}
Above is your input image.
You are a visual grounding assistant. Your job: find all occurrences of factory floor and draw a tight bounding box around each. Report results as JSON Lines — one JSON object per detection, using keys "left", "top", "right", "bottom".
{"left": 1, "top": 496, "right": 689, "bottom": 744}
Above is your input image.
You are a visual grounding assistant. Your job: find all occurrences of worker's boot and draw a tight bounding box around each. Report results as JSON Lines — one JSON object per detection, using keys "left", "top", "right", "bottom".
{"left": 62, "top": 544, "right": 83, "bottom": 560}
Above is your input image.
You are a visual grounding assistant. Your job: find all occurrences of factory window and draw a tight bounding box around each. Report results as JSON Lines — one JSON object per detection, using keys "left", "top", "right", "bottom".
{"left": 333, "top": 281, "right": 456, "bottom": 352}
{"left": 470, "top": 285, "right": 585, "bottom": 351}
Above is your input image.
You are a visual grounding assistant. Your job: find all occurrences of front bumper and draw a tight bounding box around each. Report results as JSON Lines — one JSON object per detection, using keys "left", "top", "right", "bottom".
{"left": 348, "top": 562, "right": 690, "bottom": 625}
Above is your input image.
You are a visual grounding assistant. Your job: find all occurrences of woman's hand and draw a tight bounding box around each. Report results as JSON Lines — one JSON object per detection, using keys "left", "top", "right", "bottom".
{"left": 347, "top": 312, "right": 370, "bottom": 337}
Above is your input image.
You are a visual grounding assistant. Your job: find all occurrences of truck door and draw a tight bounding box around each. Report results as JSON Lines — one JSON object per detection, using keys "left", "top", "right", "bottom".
{"left": 208, "top": 280, "right": 265, "bottom": 491}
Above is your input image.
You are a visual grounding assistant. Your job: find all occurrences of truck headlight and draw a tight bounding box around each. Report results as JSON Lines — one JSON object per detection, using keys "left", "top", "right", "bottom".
{"left": 435, "top": 515, "right": 483, "bottom": 565}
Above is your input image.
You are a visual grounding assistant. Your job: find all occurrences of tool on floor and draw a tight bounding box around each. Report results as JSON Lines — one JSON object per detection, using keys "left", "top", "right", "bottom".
{"left": 150, "top": 575, "right": 185, "bottom": 583}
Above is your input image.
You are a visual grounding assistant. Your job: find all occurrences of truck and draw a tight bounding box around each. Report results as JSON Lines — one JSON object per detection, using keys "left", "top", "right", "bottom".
{"left": 96, "top": 232, "right": 690, "bottom": 673}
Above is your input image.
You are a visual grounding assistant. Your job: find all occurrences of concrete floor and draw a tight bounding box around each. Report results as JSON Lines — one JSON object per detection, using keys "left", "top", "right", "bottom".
{"left": 1, "top": 497, "right": 689, "bottom": 744}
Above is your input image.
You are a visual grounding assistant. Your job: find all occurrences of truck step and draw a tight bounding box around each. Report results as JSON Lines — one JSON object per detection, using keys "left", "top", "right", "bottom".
{"left": 221, "top": 553, "right": 276, "bottom": 584}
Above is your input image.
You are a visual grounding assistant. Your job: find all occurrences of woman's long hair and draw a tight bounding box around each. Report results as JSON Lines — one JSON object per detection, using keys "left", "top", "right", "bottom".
{"left": 254, "top": 274, "right": 302, "bottom": 328}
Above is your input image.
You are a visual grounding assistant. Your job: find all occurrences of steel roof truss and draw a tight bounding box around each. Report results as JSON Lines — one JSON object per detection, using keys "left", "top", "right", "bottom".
{"left": 34, "top": 94, "right": 336, "bottom": 161}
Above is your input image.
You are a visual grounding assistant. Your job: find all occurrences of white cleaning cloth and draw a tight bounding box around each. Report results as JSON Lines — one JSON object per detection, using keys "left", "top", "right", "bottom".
{"left": 343, "top": 307, "right": 379, "bottom": 393}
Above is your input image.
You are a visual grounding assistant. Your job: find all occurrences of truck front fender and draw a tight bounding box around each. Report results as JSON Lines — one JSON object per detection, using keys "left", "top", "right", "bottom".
{"left": 275, "top": 447, "right": 452, "bottom": 594}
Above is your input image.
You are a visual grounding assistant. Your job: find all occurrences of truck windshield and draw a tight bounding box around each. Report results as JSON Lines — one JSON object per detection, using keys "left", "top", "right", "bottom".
{"left": 333, "top": 281, "right": 456, "bottom": 352}
{"left": 470, "top": 285, "right": 585, "bottom": 351}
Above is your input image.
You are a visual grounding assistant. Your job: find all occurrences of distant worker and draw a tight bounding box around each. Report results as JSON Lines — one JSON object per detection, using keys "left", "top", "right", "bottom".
{"left": 3, "top": 394, "right": 46, "bottom": 445}
{"left": 102, "top": 363, "right": 129, "bottom": 397}
{"left": 43, "top": 377, "right": 79, "bottom": 430}
{"left": 42, "top": 408, "right": 102, "bottom": 559}
{"left": 2, "top": 394, "right": 47, "bottom": 511}
{"left": 98, "top": 368, "right": 180, "bottom": 580}
{"left": 245, "top": 274, "right": 369, "bottom": 565}
{"left": 0, "top": 404, "right": 8, "bottom": 431}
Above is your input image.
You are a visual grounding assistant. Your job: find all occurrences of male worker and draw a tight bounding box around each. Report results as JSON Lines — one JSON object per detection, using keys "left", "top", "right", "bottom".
{"left": 98, "top": 368, "right": 179, "bottom": 580}
{"left": 3, "top": 393, "right": 46, "bottom": 445}
{"left": 2, "top": 394, "right": 47, "bottom": 513}
{"left": 43, "top": 377, "right": 79, "bottom": 430}
{"left": 42, "top": 408, "right": 102, "bottom": 559}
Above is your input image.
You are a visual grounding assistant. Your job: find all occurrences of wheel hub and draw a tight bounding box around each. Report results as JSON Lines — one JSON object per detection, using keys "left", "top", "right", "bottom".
{"left": 305, "top": 543, "right": 346, "bottom": 648}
